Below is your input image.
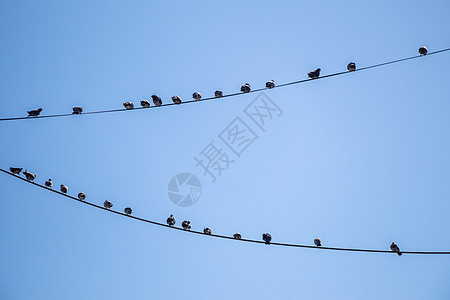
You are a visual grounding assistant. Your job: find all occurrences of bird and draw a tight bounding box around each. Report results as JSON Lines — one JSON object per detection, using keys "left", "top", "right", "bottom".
{"left": 103, "top": 200, "right": 113, "bottom": 209}
{"left": 347, "top": 62, "right": 356, "bottom": 72}
{"left": 240, "top": 83, "right": 251, "bottom": 93}
{"left": 390, "top": 242, "right": 402, "bottom": 256}
{"left": 124, "top": 207, "right": 132, "bottom": 215}
{"left": 72, "top": 107, "right": 83, "bottom": 115}
{"left": 166, "top": 214, "right": 176, "bottom": 226}
{"left": 215, "top": 90, "right": 223, "bottom": 98}
{"left": 60, "top": 184, "right": 68, "bottom": 194}
{"left": 182, "top": 220, "right": 191, "bottom": 230}
{"left": 45, "top": 179, "right": 53, "bottom": 188}
{"left": 233, "top": 233, "right": 242, "bottom": 240}
{"left": 9, "top": 167, "right": 22, "bottom": 175}
{"left": 314, "top": 238, "right": 322, "bottom": 247}
{"left": 262, "top": 233, "right": 272, "bottom": 244}
{"left": 192, "top": 92, "right": 202, "bottom": 101}
{"left": 172, "top": 96, "right": 182, "bottom": 105}
{"left": 265, "top": 80, "right": 275, "bottom": 89}
{"left": 308, "top": 68, "right": 321, "bottom": 79}
{"left": 140, "top": 100, "right": 151, "bottom": 108}
{"left": 419, "top": 46, "right": 428, "bottom": 55}
{"left": 27, "top": 108, "right": 43, "bottom": 118}
{"left": 151, "top": 95, "right": 162, "bottom": 106}
{"left": 78, "top": 192, "right": 86, "bottom": 201}
{"left": 123, "top": 102, "right": 134, "bottom": 110}
{"left": 22, "top": 171, "right": 36, "bottom": 181}
{"left": 203, "top": 227, "right": 212, "bottom": 235}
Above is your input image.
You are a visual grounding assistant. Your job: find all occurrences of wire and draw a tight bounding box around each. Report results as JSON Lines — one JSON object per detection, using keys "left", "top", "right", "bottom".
{"left": 1, "top": 47, "right": 449, "bottom": 122}
{"left": 1, "top": 168, "right": 449, "bottom": 255}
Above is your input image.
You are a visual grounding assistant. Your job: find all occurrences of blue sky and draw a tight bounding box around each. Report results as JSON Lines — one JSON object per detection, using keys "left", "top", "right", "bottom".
{"left": 1, "top": 0, "right": 449, "bottom": 299}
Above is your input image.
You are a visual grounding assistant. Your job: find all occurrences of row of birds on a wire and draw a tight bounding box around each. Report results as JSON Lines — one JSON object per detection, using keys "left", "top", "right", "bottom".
{"left": 23, "top": 45, "right": 429, "bottom": 118}
{"left": 9, "top": 167, "right": 404, "bottom": 256}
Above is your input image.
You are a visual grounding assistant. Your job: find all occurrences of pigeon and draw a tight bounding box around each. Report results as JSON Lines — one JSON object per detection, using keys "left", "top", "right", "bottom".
{"left": 103, "top": 200, "right": 113, "bottom": 209}
{"left": 192, "top": 92, "right": 202, "bottom": 101}
{"left": 72, "top": 107, "right": 83, "bottom": 115}
{"left": 45, "top": 179, "right": 53, "bottom": 188}
{"left": 262, "top": 233, "right": 272, "bottom": 244}
{"left": 314, "top": 238, "right": 322, "bottom": 247}
{"left": 78, "top": 192, "right": 86, "bottom": 201}
{"left": 265, "top": 80, "right": 275, "bottom": 89}
{"left": 347, "top": 62, "right": 356, "bottom": 72}
{"left": 215, "top": 90, "right": 223, "bottom": 98}
{"left": 419, "top": 46, "right": 428, "bottom": 55}
{"left": 123, "top": 102, "right": 134, "bottom": 110}
{"left": 23, "top": 171, "right": 36, "bottom": 181}
{"left": 308, "top": 68, "right": 321, "bottom": 79}
{"left": 9, "top": 167, "right": 22, "bottom": 175}
{"left": 172, "top": 96, "right": 182, "bottom": 105}
{"left": 166, "top": 214, "right": 176, "bottom": 226}
{"left": 182, "top": 220, "right": 191, "bottom": 230}
{"left": 27, "top": 108, "right": 43, "bottom": 118}
{"left": 60, "top": 184, "right": 68, "bottom": 194}
{"left": 203, "top": 227, "right": 212, "bottom": 235}
{"left": 390, "top": 242, "right": 402, "bottom": 256}
{"left": 140, "top": 100, "right": 151, "bottom": 108}
{"left": 240, "top": 83, "right": 251, "bottom": 93}
{"left": 124, "top": 207, "right": 132, "bottom": 215}
{"left": 233, "top": 233, "right": 242, "bottom": 240}
{"left": 151, "top": 95, "right": 162, "bottom": 106}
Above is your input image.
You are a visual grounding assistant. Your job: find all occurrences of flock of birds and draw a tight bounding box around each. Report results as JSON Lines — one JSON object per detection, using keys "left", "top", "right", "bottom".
{"left": 9, "top": 166, "right": 404, "bottom": 255}
{"left": 24, "top": 46, "right": 429, "bottom": 118}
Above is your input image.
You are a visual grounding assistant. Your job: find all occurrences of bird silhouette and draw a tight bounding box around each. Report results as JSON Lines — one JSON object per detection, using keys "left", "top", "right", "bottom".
{"left": 60, "top": 184, "right": 68, "bottom": 194}
{"left": 390, "top": 242, "right": 402, "bottom": 256}
{"left": 72, "top": 107, "right": 83, "bottom": 115}
{"left": 240, "top": 83, "right": 251, "bottom": 93}
{"left": 215, "top": 90, "right": 223, "bottom": 98}
{"left": 124, "top": 207, "right": 132, "bottom": 215}
{"left": 347, "top": 62, "right": 356, "bottom": 72}
{"left": 9, "top": 167, "right": 22, "bottom": 175}
{"left": 166, "top": 214, "right": 176, "bottom": 226}
{"left": 103, "top": 200, "right": 113, "bottom": 209}
{"left": 77, "top": 192, "right": 86, "bottom": 201}
{"left": 314, "top": 238, "right": 322, "bottom": 247}
{"left": 419, "top": 46, "right": 428, "bottom": 55}
{"left": 151, "top": 95, "right": 162, "bottom": 106}
{"left": 262, "top": 233, "right": 272, "bottom": 244}
{"left": 308, "top": 68, "right": 321, "bottom": 79}
{"left": 22, "top": 171, "right": 36, "bottom": 181}
{"left": 140, "top": 100, "right": 151, "bottom": 108}
{"left": 27, "top": 108, "right": 42, "bottom": 118}
{"left": 172, "top": 96, "right": 182, "bottom": 104}
{"left": 45, "top": 179, "right": 53, "bottom": 188}
{"left": 265, "top": 80, "right": 275, "bottom": 89}
{"left": 123, "top": 102, "right": 134, "bottom": 110}
{"left": 203, "top": 227, "right": 212, "bottom": 235}
{"left": 182, "top": 220, "right": 191, "bottom": 230}
{"left": 192, "top": 92, "right": 202, "bottom": 100}
{"left": 233, "top": 233, "right": 242, "bottom": 240}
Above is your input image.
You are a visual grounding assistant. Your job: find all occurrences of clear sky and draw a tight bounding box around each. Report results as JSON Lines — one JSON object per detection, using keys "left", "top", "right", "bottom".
{"left": 1, "top": 0, "right": 449, "bottom": 299}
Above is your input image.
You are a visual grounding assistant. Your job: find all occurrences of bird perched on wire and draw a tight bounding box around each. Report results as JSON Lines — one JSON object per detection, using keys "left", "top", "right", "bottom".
{"left": 172, "top": 96, "right": 182, "bottom": 105}
{"left": 314, "top": 238, "right": 322, "bottom": 247}
{"left": 262, "top": 233, "right": 272, "bottom": 244}
{"left": 140, "top": 100, "right": 151, "bottom": 108}
{"left": 192, "top": 92, "right": 202, "bottom": 101}
{"left": 240, "top": 83, "right": 251, "bottom": 93}
{"left": 124, "top": 207, "right": 132, "bottom": 215}
{"left": 123, "top": 102, "right": 134, "bottom": 110}
{"left": 182, "top": 220, "right": 191, "bottom": 230}
{"left": 103, "top": 200, "right": 113, "bottom": 209}
{"left": 215, "top": 90, "right": 223, "bottom": 98}
{"left": 45, "top": 179, "right": 53, "bottom": 188}
{"left": 78, "top": 192, "right": 86, "bottom": 201}
{"left": 308, "top": 68, "right": 321, "bottom": 79}
{"left": 151, "top": 95, "right": 162, "bottom": 106}
{"left": 27, "top": 108, "right": 42, "bottom": 118}
{"left": 233, "top": 233, "right": 242, "bottom": 240}
{"left": 60, "top": 184, "right": 68, "bottom": 194}
{"left": 419, "top": 46, "right": 428, "bottom": 55}
{"left": 166, "top": 214, "right": 176, "bottom": 226}
{"left": 9, "top": 167, "right": 22, "bottom": 175}
{"left": 72, "top": 107, "right": 83, "bottom": 115}
{"left": 390, "top": 242, "right": 402, "bottom": 256}
{"left": 347, "top": 62, "right": 356, "bottom": 72}
{"left": 23, "top": 171, "right": 36, "bottom": 181}
{"left": 203, "top": 227, "right": 212, "bottom": 235}
{"left": 265, "top": 80, "right": 275, "bottom": 89}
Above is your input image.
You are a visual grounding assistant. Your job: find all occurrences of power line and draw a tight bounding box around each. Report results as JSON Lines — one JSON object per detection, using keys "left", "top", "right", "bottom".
{"left": 1, "top": 47, "right": 449, "bottom": 122}
{"left": 1, "top": 168, "right": 449, "bottom": 255}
